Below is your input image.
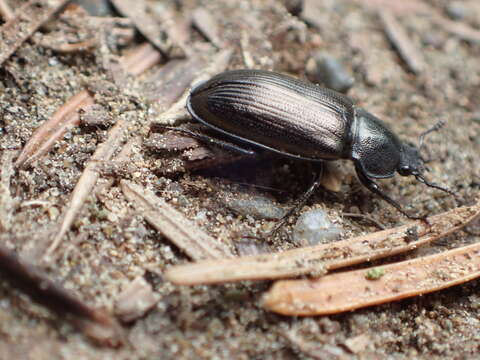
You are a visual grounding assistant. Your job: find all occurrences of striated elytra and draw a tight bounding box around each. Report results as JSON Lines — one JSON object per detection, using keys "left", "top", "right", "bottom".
{"left": 186, "top": 69, "right": 453, "bottom": 219}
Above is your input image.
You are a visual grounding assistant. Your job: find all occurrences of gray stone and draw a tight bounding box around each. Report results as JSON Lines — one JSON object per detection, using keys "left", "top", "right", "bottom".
{"left": 293, "top": 209, "right": 342, "bottom": 246}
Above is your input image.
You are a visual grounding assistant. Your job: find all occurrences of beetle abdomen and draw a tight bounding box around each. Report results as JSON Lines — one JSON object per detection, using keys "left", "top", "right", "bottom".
{"left": 187, "top": 70, "right": 355, "bottom": 160}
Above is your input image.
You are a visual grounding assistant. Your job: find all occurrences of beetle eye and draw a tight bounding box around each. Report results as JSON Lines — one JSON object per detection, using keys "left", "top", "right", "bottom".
{"left": 398, "top": 166, "right": 411, "bottom": 176}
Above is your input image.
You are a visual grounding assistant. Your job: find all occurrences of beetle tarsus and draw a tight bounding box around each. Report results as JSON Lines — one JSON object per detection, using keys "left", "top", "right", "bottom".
{"left": 418, "top": 120, "right": 446, "bottom": 153}
{"left": 414, "top": 174, "right": 456, "bottom": 197}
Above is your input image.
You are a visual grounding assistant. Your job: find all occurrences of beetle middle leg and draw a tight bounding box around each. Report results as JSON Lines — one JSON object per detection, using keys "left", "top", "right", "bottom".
{"left": 266, "top": 163, "right": 324, "bottom": 238}
{"left": 354, "top": 163, "right": 426, "bottom": 221}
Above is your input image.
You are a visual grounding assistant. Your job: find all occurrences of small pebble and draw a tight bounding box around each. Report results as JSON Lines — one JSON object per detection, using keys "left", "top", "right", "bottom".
{"left": 293, "top": 209, "right": 342, "bottom": 246}
{"left": 306, "top": 53, "right": 354, "bottom": 93}
{"left": 73, "top": 0, "right": 113, "bottom": 16}
{"left": 224, "top": 194, "right": 286, "bottom": 220}
{"left": 445, "top": 2, "right": 467, "bottom": 21}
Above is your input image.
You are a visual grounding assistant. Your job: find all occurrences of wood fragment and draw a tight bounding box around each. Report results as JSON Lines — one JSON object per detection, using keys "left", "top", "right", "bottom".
{"left": 153, "top": 48, "right": 233, "bottom": 124}
{"left": 0, "top": 245, "right": 124, "bottom": 346}
{"left": 121, "top": 180, "right": 233, "bottom": 260}
{"left": 0, "top": 0, "right": 69, "bottom": 66}
{"left": 121, "top": 43, "right": 163, "bottom": 76}
{"left": 44, "top": 115, "right": 131, "bottom": 258}
{"left": 192, "top": 7, "right": 224, "bottom": 48}
{"left": 379, "top": 9, "right": 425, "bottom": 74}
{"left": 356, "top": 0, "right": 430, "bottom": 16}
{"left": 114, "top": 275, "right": 158, "bottom": 323}
{"left": 15, "top": 42, "right": 162, "bottom": 168}
{"left": 15, "top": 90, "right": 95, "bottom": 168}
{"left": 165, "top": 203, "right": 480, "bottom": 285}
{"left": 142, "top": 57, "right": 206, "bottom": 106}
{"left": 110, "top": 0, "right": 185, "bottom": 58}
{"left": 39, "top": 38, "right": 98, "bottom": 53}
{"left": 431, "top": 15, "right": 480, "bottom": 44}
{"left": 263, "top": 241, "right": 480, "bottom": 316}
{"left": 0, "top": 0, "right": 13, "bottom": 20}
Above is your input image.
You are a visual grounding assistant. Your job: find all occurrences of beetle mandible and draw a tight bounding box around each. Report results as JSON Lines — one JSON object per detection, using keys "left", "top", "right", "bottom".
{"left": 184, "top": 69, "right": 454, "bottom": 220}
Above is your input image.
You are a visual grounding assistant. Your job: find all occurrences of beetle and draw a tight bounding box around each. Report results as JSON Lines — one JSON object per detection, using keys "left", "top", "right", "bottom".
{"left": 182, "top": 69, "right": 454, "bottom": 220}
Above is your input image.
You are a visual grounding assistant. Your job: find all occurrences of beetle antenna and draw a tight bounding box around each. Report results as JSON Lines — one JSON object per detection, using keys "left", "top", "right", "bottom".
{"left": 418, "top": 120, "right": 445, "bottom": 153}
{"left": 414, "top": 173, "right": 455, "bottom": 196}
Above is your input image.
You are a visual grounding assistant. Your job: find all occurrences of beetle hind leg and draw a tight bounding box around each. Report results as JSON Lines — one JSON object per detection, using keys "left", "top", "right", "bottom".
{"left": 266, "top": 163, "right": 324, "bottom": 239}
{"left": 354, "top": 164, "right": 427, "bottom": 221}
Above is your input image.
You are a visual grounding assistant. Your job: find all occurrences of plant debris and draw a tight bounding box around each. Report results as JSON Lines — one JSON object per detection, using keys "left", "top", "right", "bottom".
{"left": 0, "top": 245, "right": 124, "bottom": 346}
{"left": 263, "top": 241, "right": 480, "bottom": 316}
{"left": 121, "top": 180, "right": 233, "bottom": 260}
{"left": 0, "top": 0, "right": 69, "bottom": 66}
{"left": 166, "top": 203, "right": 480, "bottom": 285}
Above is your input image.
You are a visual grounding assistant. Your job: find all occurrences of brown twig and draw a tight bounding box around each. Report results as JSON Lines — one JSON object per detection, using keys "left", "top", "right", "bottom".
{"left": 142, "top": 56, "right": 206, "bottom": 106}
{"left": 263, "top": 241, "right": 480, "bottom": 316}
{"left": 0, "top": 0, "right": 13, "bottom": 20}
{"left": 121, "top": 180, "right": 234, "bottom": 260}
{"left": 15, "top": 90, "right": 95, "bottom": 167}
{"left": 0, "top": 245, "right": 124, "bottom": 346}
{"left": 153, "top": 48, "right": 233, "bottom": 124}
{"left": 379, "top": 9, "right": 425, "bottom": 74}
{"left": 110, "top": 0, "right": 185, "bottom": 59}
{"left": 121, "top": 42, "right": 163, "bottom": 76}
{"left": 431, "top": 15, "right": 480, "bottom": 44}
{"left": 44, "top": 115, "right": 131, "bottom": 258}
{"left": 192, "top": 7, "right": 224, "bottom": 49}
{"left": 165, "top": 203, "right": 480, "bottom": 285}
{"left": 0, "top": 0, "right": 69, "bottom": 66}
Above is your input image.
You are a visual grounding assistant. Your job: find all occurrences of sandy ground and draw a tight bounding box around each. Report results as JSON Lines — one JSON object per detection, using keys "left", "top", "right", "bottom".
{"left": 0, "top": 0, "right": 479, "bottom": 358}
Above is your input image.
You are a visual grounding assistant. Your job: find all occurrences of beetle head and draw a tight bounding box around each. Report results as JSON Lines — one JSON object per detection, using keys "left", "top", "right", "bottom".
{"left": 398, "top": 143, "right": 455, "bottom": 196}
{"left": 397, "top": 143, "right": 425, "bottom": 177}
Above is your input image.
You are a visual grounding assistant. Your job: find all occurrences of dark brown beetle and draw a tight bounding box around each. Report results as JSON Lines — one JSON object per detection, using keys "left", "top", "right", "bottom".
{"left": 184, "top": 69, "right": 453, "bottom": 219}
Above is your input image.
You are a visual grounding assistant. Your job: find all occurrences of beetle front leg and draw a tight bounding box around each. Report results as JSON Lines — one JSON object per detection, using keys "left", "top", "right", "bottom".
{"left": 354, "top": 163, "right": 426, "bottom": 221}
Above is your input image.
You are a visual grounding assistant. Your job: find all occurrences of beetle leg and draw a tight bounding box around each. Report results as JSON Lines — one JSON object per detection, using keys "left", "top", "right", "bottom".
{"left": 163, "top": 126, "right": 258, "bottom": 156}
{"left": 267, "top": 163, "right": 324, "bottom": 238}
{"left": 354, "top": 163, "right": 426, "bottom": 221}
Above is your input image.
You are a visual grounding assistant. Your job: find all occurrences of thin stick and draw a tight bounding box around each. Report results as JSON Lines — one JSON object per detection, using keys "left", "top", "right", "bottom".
{"left": 15, "top": 90, "right": 94, "bottom": 168}
{"left": 110, "top": 0, "right": 185, "bottom": 58}
{"left": 379, "top": 9, "right": 425, "bottom": 74}
{"left": 44, "top": 116, "right": 130, "bottom": 258}
{"left": 121, "top": 180, "right": 233, "bottom": 260}
{"left": 165, "top": 203, "right": 480, "bottom": 285}
{"left": 263, "top": 241, "right": 480, "bottom": 316}
{"left": 0, "top": 0, "right": 69, "bottom": 66}
{"left": 432, "top": 15, "right": 480, "bottom": 44}
{"left": 154, "top": 48, "right": 233, "bottom": 124}
{"left": 0, "top": 245, "right": 124, "bottom": 346}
